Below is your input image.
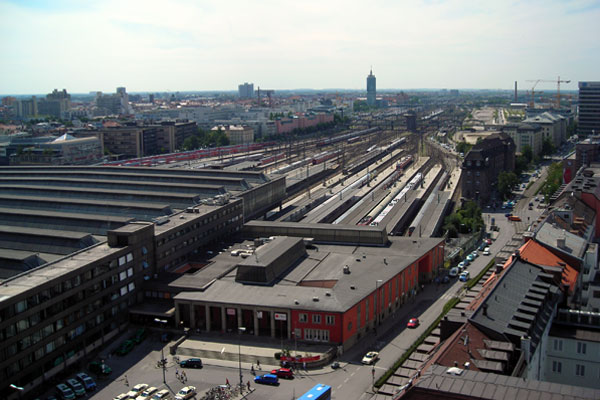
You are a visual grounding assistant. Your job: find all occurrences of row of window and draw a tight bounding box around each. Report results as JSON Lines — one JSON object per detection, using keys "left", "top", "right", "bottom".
{"left": 552, "top": 339, "right": 589, "bottom": 355}
{"left": 551, "top": 361, "right": 588, "bottom": 377}
{"left": 156, "top": 205, "right": 242, "bottom": 248}
{"left": 0, "top": 250, "right": 137, "bottom": 322}
{"left": 298, "top": 314, "right": 335, "bottom": 325}
{"left": 2, "top": 300, "right": 130, "bottom": 380}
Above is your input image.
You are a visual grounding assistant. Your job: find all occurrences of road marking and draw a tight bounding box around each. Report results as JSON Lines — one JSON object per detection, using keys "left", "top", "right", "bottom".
{"left": 344, "top": 378, "right": 350, "bottom": 383}
{"left": 351, "top": 371, "right": 356, "bottom": 377}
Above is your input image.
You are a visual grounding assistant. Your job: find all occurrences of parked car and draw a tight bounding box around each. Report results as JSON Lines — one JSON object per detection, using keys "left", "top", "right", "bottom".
{"left": 407, "top": 318, "right": 419, "bottom": 328}
{"left": 113, "top": 394, "right": 130, "bottom": 400}
{"left": 66, "top": 378, "right": 86, "bottom": 397}
{"left": 254, "top": 374, "right": 279, "bottom": 385}
{"left": 457, "top": 261, "right": 466, "bottom": 271}
{"left": 136, "top": 386, "right": 158, "bottom": 400}
{"left": 56, "top": 384, "right": 76, "bottom": 400}
{"left": 116, "top": 340, "right": 135, "bottom": 355}
{"left": 483, "top": 247, "right": 491, "bottom": 256}
{"left": 128, "top": 384, "right": 148, "bottom": 399}
{"left": 442, "top": 275, "right": 450, "bottom": 284}
{"left": 175, "top": 386, "right": 196, "bottom": 400}
{"left": 448, "top": 267, "right": 459, "bottom": 278}
{"left": 478, "top": 243, "right": 486, "bottom": 251}
{"left": 132, "top": 328, "right": 147, "bottom": 344}
{"left": 75, "top": 372, "right": 96, "bottom": 391}
{"left": 466, "top": 254, "right": 474, "bottom": 262}
{"left": 362, "top": 351, "right": 379, "bottom": 365}
{"left": 180, "top": 358, "right": 203, "bottom": 368}
{"left": 151, "top": 389, "right": 170, "bottom": 400}
{"left": 459, "top": 271, "right": 470, "bottom": 282}
{"left": 89, "top": 361, "right": 112, "bottom": 375}
{"left": 471, "top": 251, "right": 478, "bottom": 258}
{"left": 270, "top": 368, "right": 294, "bottom": 379}
{"left": 485, "top": 238, "right": 493, "bottom": 245}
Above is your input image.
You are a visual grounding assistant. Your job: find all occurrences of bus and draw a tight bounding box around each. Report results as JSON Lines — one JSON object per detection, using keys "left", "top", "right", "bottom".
{"left": 298, "top": 384, "right": 331, "bottom": 400}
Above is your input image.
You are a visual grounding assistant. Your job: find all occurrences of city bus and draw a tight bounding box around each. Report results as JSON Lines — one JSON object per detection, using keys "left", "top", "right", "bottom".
{"left": 298, "top": 384, "right": 331, "bottom": 400}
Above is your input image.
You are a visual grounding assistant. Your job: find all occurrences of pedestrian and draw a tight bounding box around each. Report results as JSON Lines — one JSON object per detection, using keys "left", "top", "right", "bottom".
{"left": 175, "top": 368, "right": 179, "bottom": 379}
{"left": 124, "top": 375, "right": 129, "bottom": 387}
{"left": 303, "top": 361, "right": 307, "bottom": 372}
{"left": 247, "top": 380, "right": 251, "bottom": 391}
{"left": 256, "top": 359, "right": 260, "bottom": 369}
{"left": 226, "top": 378, "right": 230, "bottom": 388}
{"left": 182, "top": 371, "right": 187, "bottom": 382}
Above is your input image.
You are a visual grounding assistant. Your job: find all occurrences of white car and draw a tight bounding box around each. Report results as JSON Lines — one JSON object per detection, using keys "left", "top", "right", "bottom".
{"left": 483, "top": 247, "right": 490, "bottom": 256}
{"left": 175, "top": 386, "right": 196, "bottom": 400}
{"left": 128, "top": 384, "right": 149, "bottom": 399}
{"left": 151, "top": 390, "right": 170, "bottom": 400}
{"left": 362, "top": 351, "right": 379, "bottom": 365}
{"left": 136, "top": 387, "right": 158, "bottom": 400}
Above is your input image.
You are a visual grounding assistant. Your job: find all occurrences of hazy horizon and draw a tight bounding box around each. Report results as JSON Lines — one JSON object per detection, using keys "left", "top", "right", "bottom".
{"left": 1, "top": 0, "right": 599, "bottom": 95}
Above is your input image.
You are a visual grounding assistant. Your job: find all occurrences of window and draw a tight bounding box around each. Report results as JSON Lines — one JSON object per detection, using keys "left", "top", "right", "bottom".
{"left": 127, "top": 267, "right": 133, "bottom": 277}
{"left": 128, "top": 282, "right": 135, "bottom": 292}
{"left": 553, "top": 339, "right": 562, "bottom": 351}
{"left": 299, "top": 313, "right": 307, "bottom": 323}
{"left": 577, "top": 342, "right": 587, "bottom": 354}
{"left": 575, "top": 364, "right": 585, "bottom": 377}
{"left": 118, "top": 256, "right": 126, "bottom": 266}
{"left": 312, "top": 314, "right": 321, "bottom": 324}
{"left": 552, "top": 361, "right": 562, "bottom": 373}
{"left": 119, "top": 271, "right": 127, "bottom": 281}
{"left": 126, "top": 252, "right": 133, "bottom": 262}
{"left": 120, "top": 286, "right": 128, "bottom": 296}
{"left": 326, "top": 315, "right": 335, "bottom": 325}
{"left": 347, "top": 322, "right": 352, "bottom": 331}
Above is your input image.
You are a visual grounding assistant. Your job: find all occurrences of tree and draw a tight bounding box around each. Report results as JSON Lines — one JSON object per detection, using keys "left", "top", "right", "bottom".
{"left": 521, "top": 145, "right": 533, "bottom": 163}
{"left": 541, "top": 138, "right": 555, "bottom": 156}
{"left": 515, "top": 155, "right": 528, "bottom": 176}
{"left": 497, "top": 171, "right": 518, "bottom": 199}
{"left": 456, "top": 141, "right": 472, "bottom": 155}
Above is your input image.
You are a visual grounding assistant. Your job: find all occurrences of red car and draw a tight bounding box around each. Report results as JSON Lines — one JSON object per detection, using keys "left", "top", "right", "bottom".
{"left": 407, "top": 318, "right": 419, "bottom": 328}
{"left": 271, "top": 368, "right": 294, "bottom": 379}
{"left": 484, "top": 239, "right": 492, "bottom": 245}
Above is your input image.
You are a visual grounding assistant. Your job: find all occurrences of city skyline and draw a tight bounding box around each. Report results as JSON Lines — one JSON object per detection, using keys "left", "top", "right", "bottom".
{"left": 1, "top": 0, "right": 599, "bottom": 94}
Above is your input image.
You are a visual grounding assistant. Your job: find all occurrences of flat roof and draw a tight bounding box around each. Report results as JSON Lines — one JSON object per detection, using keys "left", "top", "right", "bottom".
{"left": 174, "top": 236, "right": 442, "bottom": 312}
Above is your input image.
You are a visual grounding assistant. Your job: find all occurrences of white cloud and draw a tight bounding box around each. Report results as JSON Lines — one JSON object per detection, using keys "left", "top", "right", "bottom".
{"left": 0, "top": 0, "right": 598, "bottom": 93}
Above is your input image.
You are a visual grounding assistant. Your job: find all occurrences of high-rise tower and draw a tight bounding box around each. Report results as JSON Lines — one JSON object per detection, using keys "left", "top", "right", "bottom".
{"left": 367, "top": 68, "right": 376, "bottom": 106}
{"left": 578, "top": 82, "right": 600, "bottom": 136}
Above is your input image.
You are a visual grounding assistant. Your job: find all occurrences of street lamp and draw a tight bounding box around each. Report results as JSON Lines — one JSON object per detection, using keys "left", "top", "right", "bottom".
{"left": 238, "top": 327, "right": 246, "bottom": 392}
{"left": 154, "top": 318, "right": 168, "bottom": 384}
{"left": 375, "top": 279, "right": 383, "bottom": 329}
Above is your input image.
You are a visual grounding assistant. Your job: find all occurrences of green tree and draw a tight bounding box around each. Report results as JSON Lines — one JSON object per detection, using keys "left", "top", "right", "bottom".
{"left": 521, "top": 145, "right": 533, "bottom": 163}
{"left": 497, "top": 171, "right": 518, "bottom": 199}
{"left": 541, "top": 138, "right": 555, "bottom": 156}
{"left": 456, "top": 141, "right": 472, "bottom": 154}
{"left": 541, "top": 162, "right": 564, "bottom": 202}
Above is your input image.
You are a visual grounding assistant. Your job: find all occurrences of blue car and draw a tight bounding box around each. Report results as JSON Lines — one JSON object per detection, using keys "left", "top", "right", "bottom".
{"left": 254, "top": 374, "right": 279, "bottom": 385}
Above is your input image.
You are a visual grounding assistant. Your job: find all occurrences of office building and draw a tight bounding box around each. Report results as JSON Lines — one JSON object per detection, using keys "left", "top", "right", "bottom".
{"left": 366, "top": 68, "right": 376, "bottom": 106}
{"left": 238, "top": 82, "right": 254, "bottom": 99}
{"left": 15, "top": 97, "right": 38, "bottom": 119}
{"left": 212, "top": 125, "right": 254, "bottom": 145}
{"left": 461, "top": 133, "right": 515, "bottom": 204}
{"left": 95, "top": 125, "right": 161, "bottom": 158}
{"left": 502, "top": 122, "right": 543, "bottom": 156}
{"left": 578, "top": 82, "right": 600, "bottom": 136}
{"left": 156, "top": 120, "right": 198, "bottom": 153}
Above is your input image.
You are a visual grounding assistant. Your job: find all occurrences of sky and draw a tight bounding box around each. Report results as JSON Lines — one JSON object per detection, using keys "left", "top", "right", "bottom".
{"left": 1, "top": 0, "right": 599, "bottom": 94}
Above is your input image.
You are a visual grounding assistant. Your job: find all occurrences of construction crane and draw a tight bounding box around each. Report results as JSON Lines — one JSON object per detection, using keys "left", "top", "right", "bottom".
{"left": 526, "top": 76, "right": 570, "bottom": 108}
{"left": 525, "top": 79, "right": 542, "bottom": 108}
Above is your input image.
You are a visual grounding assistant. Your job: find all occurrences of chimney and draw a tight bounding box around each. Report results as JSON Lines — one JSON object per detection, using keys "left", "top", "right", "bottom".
{"left": 523, "top": 232, "right": 533, "bottom": 242}
{"left": 521, "top": 335, "right": 531, "bottom": 363}
{"left": 557, "top": 237, "right": 566, "bottom": 249}
{"left": 496, "top": 264, "right": 504, "bottom": 274}
{"left": 515, "top": 249, "right": 520, "bottom": 259}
